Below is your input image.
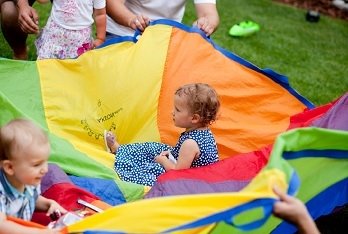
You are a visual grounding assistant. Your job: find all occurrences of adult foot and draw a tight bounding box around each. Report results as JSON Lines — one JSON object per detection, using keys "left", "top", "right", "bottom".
{"left": 105, "top": 131, "right": 120, "bottom": 153}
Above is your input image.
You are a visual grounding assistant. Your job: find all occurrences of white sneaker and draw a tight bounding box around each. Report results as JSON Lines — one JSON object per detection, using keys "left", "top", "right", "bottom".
{"left": 332, "top": 0, "right": 348, "bottom": 11}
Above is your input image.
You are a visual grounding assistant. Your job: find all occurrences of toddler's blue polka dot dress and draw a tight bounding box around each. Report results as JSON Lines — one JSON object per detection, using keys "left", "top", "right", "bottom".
{"left": 114, "top": 129, "right": 218, "bottom": 186}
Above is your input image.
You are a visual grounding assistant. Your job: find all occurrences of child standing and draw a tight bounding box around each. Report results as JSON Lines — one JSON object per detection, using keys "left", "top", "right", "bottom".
{"left": 106, "top": 83, "right": 220, "bottom": 186}
{"left": 35, "top": 0, "right": 106, "bottom": 59}
{"left": 0, "top": 119, "right": 66, "bottom": 222}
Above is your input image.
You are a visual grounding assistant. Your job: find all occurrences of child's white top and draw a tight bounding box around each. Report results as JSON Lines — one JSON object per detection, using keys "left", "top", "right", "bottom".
{"left": 106, "top": 0, "right": 216, "bottom": 36}
{"left": 51, "top": 0, "right": 106, "bottom": 30}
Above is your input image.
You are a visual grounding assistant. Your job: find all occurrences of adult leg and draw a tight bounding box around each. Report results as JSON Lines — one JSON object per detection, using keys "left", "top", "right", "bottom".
{"left": 0, "top": 0, "right": 29, "bottom": 59}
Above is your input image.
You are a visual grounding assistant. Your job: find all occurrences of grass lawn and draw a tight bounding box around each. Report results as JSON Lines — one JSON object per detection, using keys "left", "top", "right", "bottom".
{"left": 1, "top": 0, "right": 347, "bottom": 105}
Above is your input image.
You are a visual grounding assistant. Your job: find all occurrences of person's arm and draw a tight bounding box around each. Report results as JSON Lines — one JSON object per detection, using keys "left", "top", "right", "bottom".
{"left": 35, "top": 196, "right": 67, "bottom": 217}
{"left": 93, "top": 7, "right": 106, "bottom": 47}
{"left": 155, "top": 139, "right": 199, "bottom": 171}
{"left": 16, "top": 0, "right": 39, "bottom": 34}
{"left": 106, "top": 0, "right": 149, "bottom": 32}
{"left": 273, "top": 187, "right": 320, "bottom": 234}
{"left": 0, "top": 212, "right": 60, "bottom": 234}
{"left": 193, "top": 3, "right": 219, "bottom": 36}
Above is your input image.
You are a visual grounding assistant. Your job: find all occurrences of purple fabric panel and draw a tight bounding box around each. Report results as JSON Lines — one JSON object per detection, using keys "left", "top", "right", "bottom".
{"left": 41, "top": 163, "right": 72, "bottom": 193}
{"left": 145, "top": 179, "right": 250, "bottom": 198}
{"left": 311, "top": 93, "right": 348, "bottom": 131}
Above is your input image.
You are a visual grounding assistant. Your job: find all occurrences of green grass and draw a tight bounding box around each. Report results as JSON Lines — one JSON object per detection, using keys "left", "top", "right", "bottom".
{"left": 184, "top": 0, "right": 348, "bottom": 105}
{"left": 1, "top": 0, "right": 347, "bottom": 105}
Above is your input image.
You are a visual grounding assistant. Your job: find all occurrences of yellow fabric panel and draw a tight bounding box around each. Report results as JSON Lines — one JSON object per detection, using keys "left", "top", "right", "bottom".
{"left": 37, "top": 25, "right": 172, "bottom": 169}
{"left": 158, "top": 28, "right": 307, "bottom": 159}
{"left": 67, "top": 168, "right": 285, "bottom": 233}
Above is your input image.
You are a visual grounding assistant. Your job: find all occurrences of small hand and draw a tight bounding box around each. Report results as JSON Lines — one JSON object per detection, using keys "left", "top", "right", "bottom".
{"left": 273, "top": 186, "right": 308, "bottom": 224}
{"left": 93, "top": 38, "right": 105, "bottom": 48}
{"left": 46, "top": 200, "right": 67, "bottom": 218}
{"left": 193, "top": 17, "right": 215, "bottom": 36}
{"left": 155, "top": 151, "right": 169, "bottom": 163}
{"left": 128, "top": 14, "right": 150, "bottom": 32}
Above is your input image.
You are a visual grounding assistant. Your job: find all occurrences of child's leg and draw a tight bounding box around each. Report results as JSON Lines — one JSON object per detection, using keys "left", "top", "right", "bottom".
{"left": 105, "top": 131, "right": 120, "bottom": 153}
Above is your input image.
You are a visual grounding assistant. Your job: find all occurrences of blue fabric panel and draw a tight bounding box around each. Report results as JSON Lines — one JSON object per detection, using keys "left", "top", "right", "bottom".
{"left": 69, "top": 176, "right": 126, "bottom": 206}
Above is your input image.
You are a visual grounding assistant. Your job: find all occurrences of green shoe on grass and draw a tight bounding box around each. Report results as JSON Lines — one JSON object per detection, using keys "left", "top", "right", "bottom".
{"left": 229, "top": 21, "right": 260, "bottom": 37}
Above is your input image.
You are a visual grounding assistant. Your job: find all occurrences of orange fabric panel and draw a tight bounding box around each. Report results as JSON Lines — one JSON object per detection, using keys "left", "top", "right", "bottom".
{"left": 158, "top": 28, "right": 306, "bottom": 159}
{"left": 7, "top": 216, "right": 68, "bottom": 233}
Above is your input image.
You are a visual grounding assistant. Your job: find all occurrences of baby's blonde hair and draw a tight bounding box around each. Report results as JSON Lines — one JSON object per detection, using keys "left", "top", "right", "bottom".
{"left": 175, "top": 83, "right": 220, "bottom": 126}
{"left": 0, "top": 119, "right": 49, "bottom": 161}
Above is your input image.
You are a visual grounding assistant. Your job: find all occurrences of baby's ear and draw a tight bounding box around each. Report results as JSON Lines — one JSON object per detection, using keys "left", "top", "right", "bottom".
{"left": 191, "top": 114, "right": 201, "bottom": 123}
{"left": 2, "top": 160, "right": 14, "bottom": 175}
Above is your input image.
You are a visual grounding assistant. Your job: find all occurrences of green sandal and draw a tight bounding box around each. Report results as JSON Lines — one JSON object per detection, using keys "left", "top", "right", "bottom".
{"left": 229, "top": 21, "right": 260, "bottom": 37}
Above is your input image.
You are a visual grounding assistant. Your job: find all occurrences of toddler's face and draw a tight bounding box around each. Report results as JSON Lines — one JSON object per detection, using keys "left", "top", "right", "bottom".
{"left": 172, "top": 95, "right": 193, "bottom": 129}
{"left": 10, "top": 143, "right": 50, "bottom": 188}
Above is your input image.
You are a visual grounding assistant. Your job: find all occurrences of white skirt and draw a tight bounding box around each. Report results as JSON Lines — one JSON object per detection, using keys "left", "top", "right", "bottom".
{"left": 35, "top": 17, "right": 93, "bottom": 59}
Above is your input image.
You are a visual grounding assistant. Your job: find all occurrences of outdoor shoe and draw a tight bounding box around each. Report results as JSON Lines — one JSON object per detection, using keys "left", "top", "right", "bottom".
{"left": 332, "top": 0, "right": 348, "bottom": 11}
{"left": 229, "top": 21, "right": 260, "bottom": 37}
{"left": 306, "top": 10, "right": 320, "bottom": 22}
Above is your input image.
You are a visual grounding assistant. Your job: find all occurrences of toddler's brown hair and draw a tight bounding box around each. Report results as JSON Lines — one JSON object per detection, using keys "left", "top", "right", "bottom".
{"left": 175, "top": 83, "right": 220, "bottom": 126}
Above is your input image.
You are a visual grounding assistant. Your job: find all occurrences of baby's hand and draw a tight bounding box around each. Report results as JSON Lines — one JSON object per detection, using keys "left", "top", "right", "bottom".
{"left": 93, "top": 38, "right": 105, "bottom": 48}
{"left": 46, "top": 200, "right": 67, "bottom": 218}
{"left": 193, "top": 16, "right": 215, "bottom": 36}
{"left": 155, "top": 151, "right": 169, "bottom": 163}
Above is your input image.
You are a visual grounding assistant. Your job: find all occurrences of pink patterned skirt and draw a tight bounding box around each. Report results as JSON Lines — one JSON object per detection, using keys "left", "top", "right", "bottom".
{"left": 35, "top": 17, "right": 93, "bottom": 59}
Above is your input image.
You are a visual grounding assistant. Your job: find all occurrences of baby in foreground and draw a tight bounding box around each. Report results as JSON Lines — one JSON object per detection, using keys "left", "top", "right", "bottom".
{"left": 0, "top": 119, "right": 66, "bottom": 234}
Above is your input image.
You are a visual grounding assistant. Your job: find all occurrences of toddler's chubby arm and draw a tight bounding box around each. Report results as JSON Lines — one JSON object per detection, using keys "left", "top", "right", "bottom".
{"left": 155, "top": 139, "right": 199, "bottom": 171}
{"left": 35, "top": 196, "right": 67, "bottom": 217}
{"left": 93, "top": 7, "right": 106, "bottom": 48}
{"left": 193, "top": 3, "right": 220, "bottom": 36}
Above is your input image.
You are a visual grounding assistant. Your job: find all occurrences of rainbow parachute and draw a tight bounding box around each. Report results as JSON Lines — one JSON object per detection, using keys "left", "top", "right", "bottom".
{"left": 0, "top": 20, "right": 347, "bottom": 233}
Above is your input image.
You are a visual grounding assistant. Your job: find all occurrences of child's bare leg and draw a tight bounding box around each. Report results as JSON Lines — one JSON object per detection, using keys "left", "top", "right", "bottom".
{"left": 106, "top": 131, "right": 120, "bottom": 153}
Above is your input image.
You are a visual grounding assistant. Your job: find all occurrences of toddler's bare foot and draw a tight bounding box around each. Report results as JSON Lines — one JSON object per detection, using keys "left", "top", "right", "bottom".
{"left": 105, "top": 131, "right": 120, "bottom": 153}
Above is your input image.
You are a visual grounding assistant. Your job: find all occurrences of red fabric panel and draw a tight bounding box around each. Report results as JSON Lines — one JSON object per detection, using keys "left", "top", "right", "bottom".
{"left": 288, "top": 95, "right": 344, "bottom": 130}
{"left": 289, "top": 104, "right": 332, "bottom": 129}
{"left": 31, "top": 183, "right": 99, "bottom": 225}
{"left": 157, "top": 145, "right": 272, "bottom": 183}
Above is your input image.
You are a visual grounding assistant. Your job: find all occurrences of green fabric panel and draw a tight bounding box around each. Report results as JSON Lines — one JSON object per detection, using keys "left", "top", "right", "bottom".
{"left": 270, "top": 127, "right": 348, "bottom": 152}
{"left": 278, "top": 128, "right": 348, "bottom": 203}
{"left": 0, "top": 59, "right": 46, "bottom": 126}
{"left": 48, "top": 134, "right": 118, "bottom": 179}
{"left": 211, "top": 127, "right": 348, "bottom": 233}
{"left": 113, "top": 179, "right": 145, "bottom": 202}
